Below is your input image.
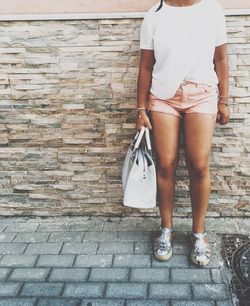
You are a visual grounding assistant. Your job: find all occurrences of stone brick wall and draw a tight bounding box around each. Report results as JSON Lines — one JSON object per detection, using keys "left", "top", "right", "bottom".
{"left": 0, "top": 15, "right": 249, "bottom": 217}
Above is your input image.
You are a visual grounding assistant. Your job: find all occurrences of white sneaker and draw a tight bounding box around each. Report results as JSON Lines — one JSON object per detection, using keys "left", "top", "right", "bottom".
{"left": 153, "top": 226, "right": 174, "bottom": 261}
{"left": 190, "top": 232, "right": 212, "bottom": 267}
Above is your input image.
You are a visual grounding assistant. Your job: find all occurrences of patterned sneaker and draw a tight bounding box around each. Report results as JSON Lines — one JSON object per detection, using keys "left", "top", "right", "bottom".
{"left": 153, "top": 226, "right": 174, "bottom": 261}
{"left": 190, "top": 232, "right": 212, "bottom": 267}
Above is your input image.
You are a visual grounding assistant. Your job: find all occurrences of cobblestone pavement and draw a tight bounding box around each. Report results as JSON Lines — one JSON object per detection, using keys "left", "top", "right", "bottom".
{"left": 0, "top": 216, "right": 248, "bottom": 306}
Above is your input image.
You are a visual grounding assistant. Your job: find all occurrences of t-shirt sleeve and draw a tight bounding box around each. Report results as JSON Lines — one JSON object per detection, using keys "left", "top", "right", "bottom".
{"left": 215, "top": 5, "right": 227, "bottom": 47}
{"left": 140, "top": 13, "right": 154, "bottom": 50}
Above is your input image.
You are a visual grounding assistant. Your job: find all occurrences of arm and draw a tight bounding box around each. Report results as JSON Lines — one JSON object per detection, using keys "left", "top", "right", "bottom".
{"left": 135, "top": 49, "right": 155, "bottom": 130}
{"left": 213, "top": 43, "right": 230, "bottom": 125}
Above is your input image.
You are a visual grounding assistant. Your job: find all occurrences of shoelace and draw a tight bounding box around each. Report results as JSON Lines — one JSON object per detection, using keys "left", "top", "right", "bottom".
{"left": 193, "top": 233, "right": 208, "bottom": 255}
{"left": 158, "top": 228, "right": 171, "bottom": 250}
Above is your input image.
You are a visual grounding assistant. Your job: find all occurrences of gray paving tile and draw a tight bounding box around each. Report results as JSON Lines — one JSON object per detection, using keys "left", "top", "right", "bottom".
{"left": 134, "top": 242, "right": 153, "bottom": 254}
{"left": 70, "top": 221, "right": 104, "bottom": 231}
{"left": 105, "top": 283, "right": 147, "bottom": 298}
{"left": 0, "top": 298, "right": 36, "bottom": 306}
{"left": 61, "top": 242, "right": 98, "bottom": 254}
{"left": 171, "top": 268, "right": 211, "bottom": 283}
{"left": 172, "top": 243, "right": 190, "bottom": 254}
{"left": 126, "top": 300, "right": 168, "bottom": 306}
{"left": 62, "top": 283, "right": 105, "bottom": 298}
{"left": 0, "top": 255, "right": 37, "bottom": 267}
{"left": 24, "top": 243, "right": 62, "bottom": 254}
{"left": 113, "top": 254, "right": 151, "bottom": 267}
{"left": 89, "top": 268, "right": 129, "bottom": 282}
{"left": 37, "top": 298, "right": 80, "bottom": 306}
{"left": 149, "top": 284, "right": 191, "bottom": 299}
{"left": 0, "top": 268, "right": 11, "bottom": 281}
{"left": 152, "top": 255, "right": 189, "bottom": 267}
{"left": 210, "top": 269, "right": 223, "bottom": 283}
{"left": 21, "top": 282, "right": 63, "bottom": 297}
{"left": 117, "top": 231, "right": 152, "bottom": 242}
{"left": 36, "top": 255, "right": 75, "bottom": 267}
{"left": 97, "top": 242, "right": 134, "bottom": 254}
{"left": 0, "top": 282, "right": 21, "bottom": 296}
{"left": 4, "top": 224, "right": 38, "bottom": 232}
{"left": 130, "top": 268, "right": 169, "bottom": 282}
{"left": 0, "top": 243, "right": 27, "bottom": 255}
{"left": 9, "top": 268, "right": 49, "bottom": 281}
{"left": 172, "top": 301, "right": 215, "bottom": 306}
{"left": 48, "top": 232, "right": 83, "bottom": 242}
{"left": 13, "top": 233, "right": 49, "bottom": 243}
{"left": 83, "top": 232, "right": 117, "bottom": 242}
{"left": 49, "top": 268, "right": 89, "bottom": 282}
{"left": 0, "top": 233, "right": 16, "bottom": 242}
{"left": 74, "top": 255, "right": 113, "bottom": 267}
{"left": 192, "top": 284, "right": 230, "bottom": 300}
{"left": 37, "top": 223, "right": 71, "bottom": 232}
{"left": 81, "top": 299, "right": 125, "bottom": 306}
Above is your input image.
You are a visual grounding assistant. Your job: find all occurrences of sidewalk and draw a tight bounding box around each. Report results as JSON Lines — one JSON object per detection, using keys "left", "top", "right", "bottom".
{"left": 0, "top": 215, "right": 248, "bottom": 306}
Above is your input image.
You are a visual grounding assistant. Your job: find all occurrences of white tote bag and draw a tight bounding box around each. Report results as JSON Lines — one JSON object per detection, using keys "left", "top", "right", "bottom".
{"left": 122, "top": 127, "right": 157, "bottom": 208}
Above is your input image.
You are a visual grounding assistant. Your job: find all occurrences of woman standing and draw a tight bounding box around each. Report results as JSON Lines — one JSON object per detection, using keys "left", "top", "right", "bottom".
{"left": 136, "top": 0, "right": 230, "bottom": 267}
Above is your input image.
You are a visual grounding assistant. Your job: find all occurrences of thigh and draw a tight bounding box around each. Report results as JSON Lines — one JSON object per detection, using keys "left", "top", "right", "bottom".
{"left": 183, "top": 113, "right": 216, "bottom": 166}
{"left": 148, "top": 111, "right": 181, "bottom": 165}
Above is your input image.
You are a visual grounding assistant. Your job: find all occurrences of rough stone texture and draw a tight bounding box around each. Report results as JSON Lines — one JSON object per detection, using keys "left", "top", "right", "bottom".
{"left": 0, "top": 16, "right": 249, "bottom": 217}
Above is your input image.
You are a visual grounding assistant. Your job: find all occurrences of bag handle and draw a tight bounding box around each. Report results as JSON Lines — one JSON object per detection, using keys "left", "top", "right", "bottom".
{"left": 134, "top": 126, "right": 146, "bottom": 149}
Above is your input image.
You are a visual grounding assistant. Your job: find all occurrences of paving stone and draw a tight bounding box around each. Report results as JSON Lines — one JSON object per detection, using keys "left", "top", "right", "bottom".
{"left": 13, "top": 233, "right": 49, "bottom": 243}
{"left": 171, "top": 268, "right": 211, "bottom": 283}
{"left": 105, "top": 283, "right": 147, "bottom": 298}
{"left": 24, "top": 243, "right": 62, "bottom": 254}
{"left": 130, "top": 268, "right": 169, "bottom": 282}
{"left": 0, "top": 225, "right": 7, "bottom": 232}
{"left": 21, "top": 282, "right": 63, "bottom": 297}
{"left": 70, "top": 221, "right": 104, "bottom": 232}
{"left": 81, "top": 299, "right": 125, "bottom": 306}
{"left": 0, "top": 255, "right": 37, "bottom": 267}
{"left": 0, "top": 282, "right": 21, "bottom": 296}
{"left": 9, "top": 268, "right": 49, "bottom": 281}
{"left": 172, "top": 301, "right": 215, "bottom": 306}
{"left": 47, "top": 232, "right": 84, "bottom": 242}
{"left": 74, "top": 255, "right": 113, "bottom": 267}
{"left": 37, "top": 223, "right": 71, "bottom": 232}
{"left": 103, "top": 221, "right": 138, "bottom": 231}
{"left": 0, "top": 268, "right": 11, "bottom": 281}
{"left": 126, "top": 300, "right": 168, "bottom": 306}
{"left": 83, "top": 232, "right": 117, "bottom": 242}
{"left": 37, "top": 298, "right": 80, "bottom": 306}
{"left": 4, "top": 224, "right": 39, "bottom": 232}
{"left": 149, "top": 284, "right": 191, "bottom": 299}
{"left": 134, "top": 242, "right": 153, "bottom": 254}
{"left": 36, "top": 255, "right": 75, "bottom": 267}
{"left": 61, "top": 242, "right": 98, "bottom": 254}
{"left": 117, "top": 231, "right": 152, "bottom": 242}
{"left": 0, "top": 243, "right": 27, "bottom": 255}
{"left": 89, "top": 268, "right": 129, "bottom": 282}
{"left": 63, "top": 283, "right": 105, "bottom": 298}
{"left": 192, "top": 284, "right": 230, "bottom": 300}
{"left": 113, "top": 254, "right": 151, "bottom": 267}
{"left": 210, "top": 269, "right": 223, "bottom": 283}
{"left": 172, "top": 243, "right": 190, "bottom": 254}
{"left": 152, "top": 255, "right": 189, "bottom": 268}
{"left": 0, "top": 233, "right": 16, "bottom": 242}
{"left": 97, "top": 242, "right": 134, "bottom": 254}
{"left": 0, "top": 298, "right": 36, "bottom": 306}
{"left": 49, "top": 268, "right": 89, "bottom": 282}
{"left": 216, "top": 300, "right": 234, "bottom": 306}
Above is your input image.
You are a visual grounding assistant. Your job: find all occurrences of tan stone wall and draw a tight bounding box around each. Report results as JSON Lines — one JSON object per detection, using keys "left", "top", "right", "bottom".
{"left": 0, "top": 0, "right": 249, "bottom": 15}
{"left": 0, "top": 15, "right": 249, "bottom": 217}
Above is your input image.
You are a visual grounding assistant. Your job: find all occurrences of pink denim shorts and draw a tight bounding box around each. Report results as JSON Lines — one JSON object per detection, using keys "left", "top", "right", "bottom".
{"left": 148, "top": 80, "right": 219, "bottom": 123}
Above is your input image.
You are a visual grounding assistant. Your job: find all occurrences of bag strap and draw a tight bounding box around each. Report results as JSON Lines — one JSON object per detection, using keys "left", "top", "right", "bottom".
{"left": 134, "top": 126, "right": 146, "bottom": 149}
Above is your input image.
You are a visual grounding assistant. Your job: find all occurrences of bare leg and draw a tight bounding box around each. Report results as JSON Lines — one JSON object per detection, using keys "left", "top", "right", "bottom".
{"left": 183, "top": 113, "right": 216, "bottom": 233}
{"left": 148, "top": 111, "right": 181, "bottom": 229}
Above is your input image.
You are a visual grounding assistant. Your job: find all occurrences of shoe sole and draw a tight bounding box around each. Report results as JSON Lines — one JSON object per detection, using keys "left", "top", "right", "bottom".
{"left": 190, "top": 253, "right": 210, "bottom": 267}
{"left": 154, "top": 247, "right": 173, "bottom": 262}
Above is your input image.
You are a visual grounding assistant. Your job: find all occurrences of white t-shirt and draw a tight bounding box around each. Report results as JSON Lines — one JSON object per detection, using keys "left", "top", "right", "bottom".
{"left": 140, "top": 0, "right": 228, "bottom": 99}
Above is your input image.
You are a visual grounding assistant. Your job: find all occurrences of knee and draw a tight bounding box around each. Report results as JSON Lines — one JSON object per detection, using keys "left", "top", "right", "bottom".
{"left": 157, "top": 158, "right": 179, "bottom": 178}
{"left": 187, "top": 160, "right": 209, "bottom": 178}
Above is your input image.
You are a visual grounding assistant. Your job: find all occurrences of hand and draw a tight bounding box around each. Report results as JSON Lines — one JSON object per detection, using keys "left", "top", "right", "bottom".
{"left": 216, "top": 103, "right": 230, "bottom": 125}
{"left": 135, "top": 110, "right": 152, "bottom": 131}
